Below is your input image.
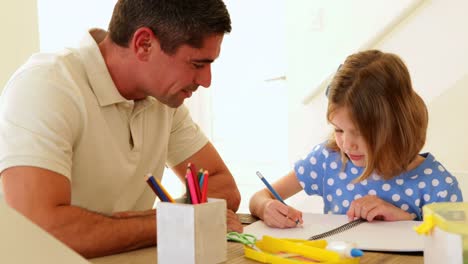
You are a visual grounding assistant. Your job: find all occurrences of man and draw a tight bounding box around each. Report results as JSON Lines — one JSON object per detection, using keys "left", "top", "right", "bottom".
{"left": 0, "top": 0, "right": 242, "bottom": 258}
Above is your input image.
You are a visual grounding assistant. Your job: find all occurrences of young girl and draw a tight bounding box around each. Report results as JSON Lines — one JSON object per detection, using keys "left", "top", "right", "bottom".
{"left": 249, "top": 50, "right": 463, "bottom": 228}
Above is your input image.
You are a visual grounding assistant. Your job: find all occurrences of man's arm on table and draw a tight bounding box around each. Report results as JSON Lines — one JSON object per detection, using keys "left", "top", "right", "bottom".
{"left": 172, "top": 142, "right": 242, "bottom": 231}
{"left": 1, "top": 166, "right": 155, "bottom": 258}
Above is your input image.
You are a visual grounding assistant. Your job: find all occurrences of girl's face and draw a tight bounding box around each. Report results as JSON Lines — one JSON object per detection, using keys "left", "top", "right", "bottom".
{"left": 330, "top": 107, "right": 368, "bottom": 167}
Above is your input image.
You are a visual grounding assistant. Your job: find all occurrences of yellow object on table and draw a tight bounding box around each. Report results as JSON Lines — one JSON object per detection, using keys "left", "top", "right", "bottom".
{"left": 415, "top": 202, "right": 468, "bottom": 264}
{"left": 244, "top": 236, "right": 360, "bottom": 264}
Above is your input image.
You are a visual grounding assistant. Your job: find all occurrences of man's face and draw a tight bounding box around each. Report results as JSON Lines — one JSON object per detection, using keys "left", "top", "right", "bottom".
{"left": 141, "top": 34, "right": 223, "bottom": 108}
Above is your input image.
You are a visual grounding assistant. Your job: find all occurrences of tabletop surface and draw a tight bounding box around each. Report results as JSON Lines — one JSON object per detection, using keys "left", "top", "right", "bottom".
{"left": 90, "top": 241, "right": 423, "bottom": 264}
{"left": 90, "top": 214, "right": 423, "bottom": 264}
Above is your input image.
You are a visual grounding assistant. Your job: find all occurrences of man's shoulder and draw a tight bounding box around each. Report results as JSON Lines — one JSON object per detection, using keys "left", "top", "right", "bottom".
{"left": 4, "top": 49, "right": 88, "bottom": 98}
{"left": 8, "top": 49, "right": 83, "bottom": 86}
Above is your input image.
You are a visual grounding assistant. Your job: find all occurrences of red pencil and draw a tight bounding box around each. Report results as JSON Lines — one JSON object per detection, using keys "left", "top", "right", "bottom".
{"left": 186, "top": 168, "right": 199, "bottom": 204}
{"left": 187, "top": 162, "right": 202, "bottom": 201}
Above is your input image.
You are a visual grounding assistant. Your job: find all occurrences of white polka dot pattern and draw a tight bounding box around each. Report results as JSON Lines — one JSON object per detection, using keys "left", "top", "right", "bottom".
{"left": 415, "top": 199, "right": 420, "bottom": 206}
{"left": 382, "top": 184, "right": 391, "bottom": 191}
{"left": 322, "top": 149, "right": 329, "bottom": 158}
{"left": 450, "top": 194, "right": 458, "bottom": 202}
{"left": 392, "top": 194, "right": 401, "bottom": 202}
{"left": 299, "top": 181, "right": 305, "bottom": 188}
{"left": 336, "top": 189, "right": 343, "bottom": 196}
{"left": 405, "top": 189, "right": 413, "bottom": 196}
{"left": 310, "top": 171, "right": 318, "bottom": 179}
{"left": 298, "top": 166, "right": 304, "bottom": 175}
{"left": 309, "top": 156, "right": 317, "bottom": 165}
{"left": 339, "top": 172, "right": 347, "bottom": 180}
{"left": 342, "top": 200, "right": 350, "bottom": 207}
{"left": 437, "top": 190, "right": 447, "bottom": 198}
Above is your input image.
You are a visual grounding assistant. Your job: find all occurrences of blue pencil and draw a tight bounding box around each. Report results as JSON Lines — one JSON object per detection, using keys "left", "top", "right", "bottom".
{"left": 256, "top": 171, "right": 300, "bottom": 225}
{"left": 256, "top": 171, "right": 286, "bottom": 204}
{"left": 147, "top": 174, "right": 173, "bottom": 203}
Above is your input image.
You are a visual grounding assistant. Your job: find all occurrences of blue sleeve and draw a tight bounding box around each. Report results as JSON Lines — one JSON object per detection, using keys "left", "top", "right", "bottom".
{"left": 434, "top": 174, "right": 464, "bottom": 203}
{"left": 421, "top": 172, "right": 464, "bottom": 210}
{"left": 294, "top": 143, "right": 328, "bottom": 196}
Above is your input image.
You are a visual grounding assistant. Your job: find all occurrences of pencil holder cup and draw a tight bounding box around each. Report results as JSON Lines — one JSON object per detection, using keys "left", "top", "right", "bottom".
{"left": 156, "top": 198, "right": 227, "bottom": 264}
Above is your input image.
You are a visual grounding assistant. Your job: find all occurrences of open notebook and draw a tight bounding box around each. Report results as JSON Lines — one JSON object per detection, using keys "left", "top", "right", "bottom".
{"left": 244, "top": 213, "right": 424, "bottom": 252}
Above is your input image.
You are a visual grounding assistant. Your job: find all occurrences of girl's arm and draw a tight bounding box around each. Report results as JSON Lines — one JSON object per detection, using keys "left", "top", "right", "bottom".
{"left": 249, "top": 170, "right": 304, "bottom": 228}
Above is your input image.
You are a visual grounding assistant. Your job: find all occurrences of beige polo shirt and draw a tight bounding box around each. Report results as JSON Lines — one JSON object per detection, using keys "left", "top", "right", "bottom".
{"left": 0, "top": 29, "right": 208, "bottom": 214}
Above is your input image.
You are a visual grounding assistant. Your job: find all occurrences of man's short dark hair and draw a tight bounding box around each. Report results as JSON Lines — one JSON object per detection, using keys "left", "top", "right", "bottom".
{"left": 108, "top": 0, "right": 231, "bottom": 54}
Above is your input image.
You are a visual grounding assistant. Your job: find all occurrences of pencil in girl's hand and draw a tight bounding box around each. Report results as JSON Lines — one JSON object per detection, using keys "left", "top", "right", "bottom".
{"left": 256, "top": 171, "right": 301, "bottom": 225}
{"left": 256, "top": 171, "right": 285, "bottom": 204}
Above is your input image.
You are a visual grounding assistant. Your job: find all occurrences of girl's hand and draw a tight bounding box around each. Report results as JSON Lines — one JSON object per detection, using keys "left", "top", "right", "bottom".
{"left": 262, "top": 199, "right": 303, "bottom": 228}
{"left": 346, "top": 195, "right": 414, "bottom": 222}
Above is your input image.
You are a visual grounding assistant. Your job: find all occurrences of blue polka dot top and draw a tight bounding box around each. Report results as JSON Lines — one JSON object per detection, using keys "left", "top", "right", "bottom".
{"left": 294, "top": 142, "right": 463, "bottom": 220}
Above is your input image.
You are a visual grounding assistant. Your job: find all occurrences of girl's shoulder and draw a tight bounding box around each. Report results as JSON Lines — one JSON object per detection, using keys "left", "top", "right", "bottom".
{"left": 305, "top": 141, "right": 341, "bottom": 160}
{"left": 399, "top": 152, "right": 455, "bottom": 181}
{"left": 412, "top": 152, "right": 451, "bottom": 174}
{"left": 294, "top": 141, "right": 342, "bottom": 172}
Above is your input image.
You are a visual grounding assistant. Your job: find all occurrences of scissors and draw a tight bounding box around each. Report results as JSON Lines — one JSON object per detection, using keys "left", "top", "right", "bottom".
{"left": 227, "top": 232, "right": 258, "bottom": 249}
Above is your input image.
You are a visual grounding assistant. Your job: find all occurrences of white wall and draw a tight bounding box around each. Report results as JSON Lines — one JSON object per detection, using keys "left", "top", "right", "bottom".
{"left": 37, "top": 0, "right": 116, "bottom": 52}
{"left": 0, "top": 0, "right": 39, "bottom": 90}
{"left": 375, "top": 1, "right": 468, "bottom": 178}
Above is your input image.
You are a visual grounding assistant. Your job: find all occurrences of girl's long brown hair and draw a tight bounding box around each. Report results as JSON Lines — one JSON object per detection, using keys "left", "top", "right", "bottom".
{"left": 326, "top": 50, "right": 428, "bottom": 180}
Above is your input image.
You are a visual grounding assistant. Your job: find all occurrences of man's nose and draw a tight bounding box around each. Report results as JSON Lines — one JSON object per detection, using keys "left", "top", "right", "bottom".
{"left": 196, "top": 65, "right": 212, "bottom": 88}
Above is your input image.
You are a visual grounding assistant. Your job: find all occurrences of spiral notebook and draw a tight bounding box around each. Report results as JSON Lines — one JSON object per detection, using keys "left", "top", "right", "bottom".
{"left": 243, "top": 213, "right": 424, "bottom": 252}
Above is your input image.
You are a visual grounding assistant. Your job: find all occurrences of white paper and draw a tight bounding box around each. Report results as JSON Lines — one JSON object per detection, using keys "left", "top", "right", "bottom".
{"left": 244, "top": 213, "right": 424, "bottom": 252}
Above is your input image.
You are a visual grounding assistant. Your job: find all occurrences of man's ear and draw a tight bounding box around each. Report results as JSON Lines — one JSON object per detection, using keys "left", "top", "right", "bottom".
{"left": 132, "top": 27, "right": 160, "bottom": 61}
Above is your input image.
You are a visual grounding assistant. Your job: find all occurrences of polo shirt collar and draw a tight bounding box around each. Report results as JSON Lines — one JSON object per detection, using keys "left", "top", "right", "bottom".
{"left": 78, "top": 28, "right": 154, "bottom": 107}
